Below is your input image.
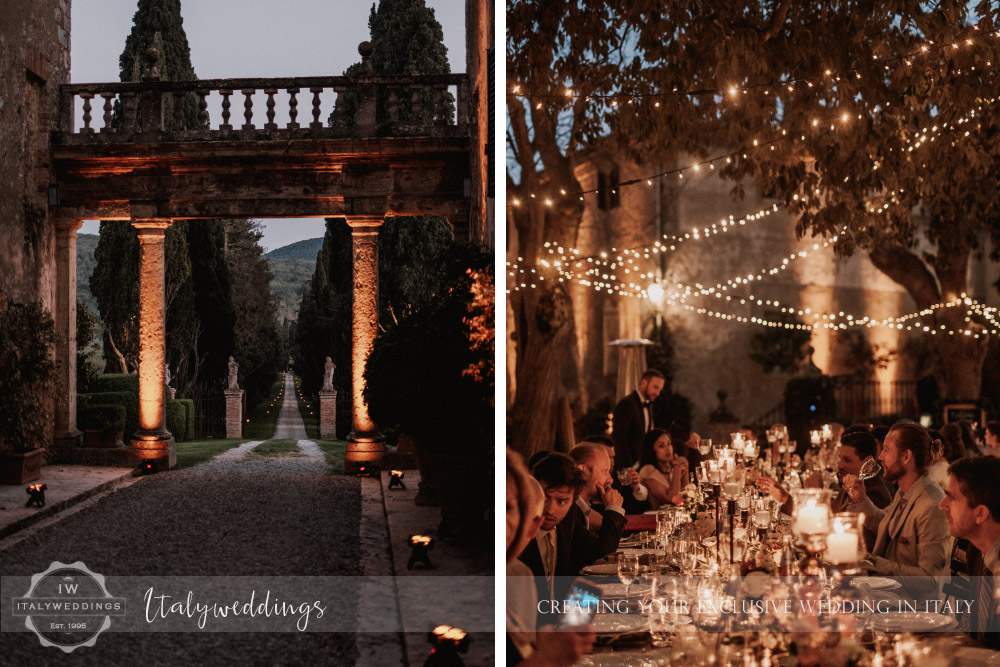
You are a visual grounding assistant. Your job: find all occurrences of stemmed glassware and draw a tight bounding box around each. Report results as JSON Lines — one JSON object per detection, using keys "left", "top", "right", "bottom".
{"left": 617, "top": 552, "right": 640, "bottom": 601}
{"left": 698, "top": 438, "right": 712, "bottom": 456}
{"left": 858, "top": 457, "right": 882, "bottom": 481}
{"left": 617, "top": 467, "right": 631, "bottom": 486}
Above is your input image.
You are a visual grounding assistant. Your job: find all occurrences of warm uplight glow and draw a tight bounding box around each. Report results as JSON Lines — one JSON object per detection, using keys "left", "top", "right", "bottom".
{"left": 411, "top": 535, "right": 432, "bottom": 546}
{"left": 646, "top": 282, "right": 664, "bottom": 304}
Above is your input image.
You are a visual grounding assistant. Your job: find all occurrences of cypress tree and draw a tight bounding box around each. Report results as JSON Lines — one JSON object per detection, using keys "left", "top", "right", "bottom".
{"left": 91, "top": 0, "right": 237, "bottom": 408}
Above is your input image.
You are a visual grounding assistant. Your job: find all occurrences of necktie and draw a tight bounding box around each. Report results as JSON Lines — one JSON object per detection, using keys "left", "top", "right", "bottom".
{"left": 976, "top": 559, "right": 994, "bottom": 639}
{"left": 545, "top": 531, "right": 556, "bottom": 600}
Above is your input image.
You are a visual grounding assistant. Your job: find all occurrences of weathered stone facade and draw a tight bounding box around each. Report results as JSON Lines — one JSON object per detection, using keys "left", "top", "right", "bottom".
{"left": 522, "top": 154, "right": 1000, "bottom": 434}
{"left": 0, "top": 0, "right": 70, "bottom": 304}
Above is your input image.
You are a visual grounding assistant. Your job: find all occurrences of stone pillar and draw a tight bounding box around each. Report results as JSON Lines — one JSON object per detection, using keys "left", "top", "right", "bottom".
{"left": 53, "top": 218, "right": 84, "bottom": 450}
{"left": 319, "top": 389, "right": 337, "bottom": 440}
{"left": 345, "top": 217, "right": 385, "bottom": 469}
{"left": 224, "top": 389, "right": 244, "bottom": 439}
{"left": 131, "top": 219, "right": 175, "bottom": 468}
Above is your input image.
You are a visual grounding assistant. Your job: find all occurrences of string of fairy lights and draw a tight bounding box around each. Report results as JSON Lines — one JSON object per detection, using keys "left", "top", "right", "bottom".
{"left": 510, "top": 23, "right": 1000, "bottom": 104}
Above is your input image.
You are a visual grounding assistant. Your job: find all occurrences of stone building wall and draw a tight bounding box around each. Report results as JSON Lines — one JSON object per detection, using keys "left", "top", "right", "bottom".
{"left": 566, "top": 153, "right": 997, "bottom": 434}
{"left": 0, "top": 0, "right": 70, "bottom": 308}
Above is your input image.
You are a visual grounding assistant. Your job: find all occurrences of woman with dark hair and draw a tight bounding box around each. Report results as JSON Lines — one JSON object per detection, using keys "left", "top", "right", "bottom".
{"left": 637, "top": 428, "right": 688, "bottom": 509}
{"left": 940, "top": 423, "right": 974, "bottom": 462}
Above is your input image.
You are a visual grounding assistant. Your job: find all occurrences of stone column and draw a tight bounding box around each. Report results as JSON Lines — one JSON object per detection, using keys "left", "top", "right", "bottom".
{"left": 131, "top": 219, "right": 175, "bottom": 468}
{"left": 319, "top": 389, "right": 337, "bottom": 440}
{"left": 224, "top": 389, "right": 244, "bottom": 439}
{"left": 345, "top": 216, "right": 385, "bottom": 469}
{"left": 53, "top": 218, "right": 84, "bottom": 450}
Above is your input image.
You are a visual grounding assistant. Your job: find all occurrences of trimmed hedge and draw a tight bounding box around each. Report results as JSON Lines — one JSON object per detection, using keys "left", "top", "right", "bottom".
{"left": 176, "top": 398, "right": 195, "bottom": 440}
{"left": 93, "top": 373, "right": 139, "bottom": 394}
{"left": 166, "top": 400, "right": 186, "bottom": 442}
{"left": 79, "top": 391, "right": 138, "bottom": 442}
{"left": 78, "top": 404, "right": 126, "bottom": 432}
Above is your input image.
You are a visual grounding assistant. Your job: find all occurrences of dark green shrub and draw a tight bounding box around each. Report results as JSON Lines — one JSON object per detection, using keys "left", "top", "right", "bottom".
{"left": 0, "top": 294, "right": 58, "bottom": 452}
{"left": 79, "top": 391, "right": 138, "bottom": 442}
{"left": 166, "top": 400, "right": 186, "bottom": 442}
{"left": 177, "top": 398, "right": 195, "bottom": 440}
{"left": 78, "top": 404, "right": 126, "bottom": 432}
{"left": 93, "top": 373, "right": 139, "bottom": 394}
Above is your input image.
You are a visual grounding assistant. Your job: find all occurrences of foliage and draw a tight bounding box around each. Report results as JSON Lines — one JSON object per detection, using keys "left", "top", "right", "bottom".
{"left": 77, "top": 299, "right": 102, "bottom": 393}
{"left": 507, "top": 0, "right": 1000, "bottom": 452}
{"left": 249, "top": 439, "right": 302, "bottom": 457}
{"left": 461, "top": 267, "right": 494, "bottom": 390}
{"left": 313, "top": 440, "right": 348, "bottom": 475}
{"left": 79, "top": 404, "right": 126, "bottom": 433}
{"left": 749, "top": 312, "right": 812, "bottom": 374}
{"left": 79, "top": 388, "right": 138, "bottom": 442}
{"left": 225, "top": 220, "right": 283, "bottom": 410}
{"left": 0, "top": 294, "right": 58, "bottom": 452}
{"left": 176, "top": 398, "right": 195, "bottom": 440}
{"left": 165, "top": 400, "right": 187, "bottom": 441}
{"left": 364, "top": 245, "right": 494, "bottom": 453}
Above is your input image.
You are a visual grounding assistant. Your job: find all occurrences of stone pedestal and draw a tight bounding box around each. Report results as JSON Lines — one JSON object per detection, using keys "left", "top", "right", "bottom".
{"left": 225, "top": 389, "right": 244, "bottom": 439}
{"left": 53, "top": 218, "right": 84, "bottom": 452}
{"left": 319, "top": 389, "right": 337, "bottom": 440}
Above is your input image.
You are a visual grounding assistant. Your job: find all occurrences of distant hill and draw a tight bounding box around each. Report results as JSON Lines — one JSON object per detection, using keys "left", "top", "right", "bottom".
{"left": 265, "top": 238, "right": 323, "bottom": 321}
{"left": 264, "top": 237, "right": 324, "bottom": 261}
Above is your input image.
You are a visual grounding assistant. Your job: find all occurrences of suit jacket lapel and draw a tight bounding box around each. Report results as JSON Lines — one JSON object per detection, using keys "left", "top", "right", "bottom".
{"left": 888, "top": 478, "right": 925, "bottom": 542}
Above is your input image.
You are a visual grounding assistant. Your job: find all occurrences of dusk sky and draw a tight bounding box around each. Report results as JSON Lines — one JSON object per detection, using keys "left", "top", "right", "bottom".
{"left": 72, "top": 0, "right": 468, "bottom": 252}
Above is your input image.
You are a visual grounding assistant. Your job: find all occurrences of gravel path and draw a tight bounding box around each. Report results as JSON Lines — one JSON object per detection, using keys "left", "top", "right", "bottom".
{"left": 0, "top": 375, "right": 361, "bottom": 666}
{"left": 273, "top": 373, "right": 308, "bottom": 440}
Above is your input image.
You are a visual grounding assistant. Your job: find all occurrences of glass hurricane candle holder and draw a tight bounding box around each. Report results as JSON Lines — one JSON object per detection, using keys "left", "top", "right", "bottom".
{"left": 791, "top": 488, "right": 833, "bottom": 575}
{"left": 825, "top": 512, "right": 863, "bottom": 574}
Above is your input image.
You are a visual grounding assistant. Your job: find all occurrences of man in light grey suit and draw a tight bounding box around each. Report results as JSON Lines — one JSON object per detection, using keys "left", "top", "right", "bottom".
{"left": 843, "top": 422, "right": 951, "bottom": 601}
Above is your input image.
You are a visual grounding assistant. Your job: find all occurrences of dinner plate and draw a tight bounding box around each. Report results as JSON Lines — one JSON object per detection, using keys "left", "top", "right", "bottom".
{"left": 868, "top": 611, "right": 956, "bottom": 632}
{"left": 580, "top": 563, "right": 620, "bottom": 576}
{"left": 954, "top": 647, "right": 1000, "bottom": 666}
{"left": 860, "top": 576, "right": 901, "bottom": 591}
{"left": 590, "top": 612, "right": 647, "bottom": 634}
{"left": 599, "top": 582, "right": 651, "bottom": 598}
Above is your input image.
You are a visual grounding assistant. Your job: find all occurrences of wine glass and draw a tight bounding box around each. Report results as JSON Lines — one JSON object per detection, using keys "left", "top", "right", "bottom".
{"left": 617, "top": 467, "right": 631, "bottom": 486}
{"left": 859, "top": 457, "right": 883, "bottom": 481}
{"left": 618, "top": 553, "right": 640, "bottom": 601}
{"left": 698, "top": 438, "right": 712, "bottom": 456}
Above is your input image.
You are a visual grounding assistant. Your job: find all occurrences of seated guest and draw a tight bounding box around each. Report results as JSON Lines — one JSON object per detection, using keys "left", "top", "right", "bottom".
{"left": 506, "top": 448, "right": 595, "bottom": 667}
{"left": 568, "top": 443, "right": 625, "bottom": 531}
{"left": 942, "top": 423, "right": 977, "bottom": 462}
{"left": 842, "top": 422, "right": 951, "bottom": 600}
{"left": 757, "top": 430, "right": 892, "bottom": 551}
{"left": 926, "top": 436, "right": 949, "bottom": 490}
{"left": 670, "top": 420, "right": 702, "bottom": 468}
{"left": 519, "top": 452, "right": 626, "bottom": 604}
{"left": 939, "top": 456, "right": 1000, "bottom": 649}
{"left": 578, "top": 434, "right": 651, "bottom": 516}
{"left": 637, "top": 428, "right": 688, "bottom": 509}
{"left": 985, "top": 422, "right": 1000, "bottom": 456}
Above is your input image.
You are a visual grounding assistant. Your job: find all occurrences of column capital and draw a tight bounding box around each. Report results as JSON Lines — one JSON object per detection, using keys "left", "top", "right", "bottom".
{"left": 53, "top": 218, "right": 84, "bottom": 234}
{"left": 132, "top": 219, "right": 172, "bottom": 236}
{"left": 345, "top": 216, "right": 384, "bottom": 233}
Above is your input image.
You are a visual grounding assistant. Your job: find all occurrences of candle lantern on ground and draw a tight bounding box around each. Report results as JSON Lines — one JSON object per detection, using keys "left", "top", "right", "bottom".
{"left": 388, "top": 470, "right": 406, "bottom": 490}
{"left": 424, "top": 625, "right": 469, "bottom": 666}
{"left": 408, "top": 534, "right": 434, "bottom": 570}
{"left": 25, "top": 483, "right": 47, "bottom": 508}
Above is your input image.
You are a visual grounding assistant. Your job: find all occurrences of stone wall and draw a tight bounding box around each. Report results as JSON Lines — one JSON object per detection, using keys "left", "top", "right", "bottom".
{"left": 0, "top": 0, "right": 70, "bottom": 307}
{"left": 565, "top": 153, "right": 1000, "bottom": 434}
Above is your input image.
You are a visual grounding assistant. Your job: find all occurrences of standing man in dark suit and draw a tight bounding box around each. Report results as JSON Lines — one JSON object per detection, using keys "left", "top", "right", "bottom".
{"left": 940, "top": 456, "right": 1000, "bottom": 648}
{"left": 612, "top": 368, "right": 665, "bottom": 468}
{"left": 518, "top": 452, "right": 626, "bottom": 605}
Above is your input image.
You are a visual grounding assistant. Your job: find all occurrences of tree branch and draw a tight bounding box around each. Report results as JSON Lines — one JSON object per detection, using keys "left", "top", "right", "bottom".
{"left": 868, "top": 243, "right": 941, "bottom": 308}
{"left": 760, "top": 0, "right": 791, "bottom": 43}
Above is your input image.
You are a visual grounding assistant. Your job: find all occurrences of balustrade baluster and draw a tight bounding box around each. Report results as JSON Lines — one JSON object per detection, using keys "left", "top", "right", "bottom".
{"left": 410, "top": 85, "right": 422, "bottom": 122}
{"left": 310, "top": 87, "right": 324, "bottom": 129}
{"left": 434, "top": 83, "right": 447, "bottom": 125}
{"left": 100, "top": 93, "right": 115, "bottom": 133}
{"left": 123, "top": 91, "right": 137, "bottom": 131}
{"left": 80, "top": 93, "right": 94, "bottom": 134}
{"left": 220, "top": 90, "right": 233, "bottom": 130}
{"left": 264, "top": 88, "right": 278, "bottom": 130}
{"left": 197, "top": 90, "right": 210, "bottom": 129}
{"left": 172, "top": 91, "right": 185, "bottom": 131}
{"left": 332, "top": 86, "right": 346, "bottom": 127}
{"left": 388, "top": 87, "right": 399, "bottom": 123}
{"left": 242, "top": 89, "right": 255, "bottom": 130}
{"left": 286, "top": 88, "right": 299, "bottom": 130}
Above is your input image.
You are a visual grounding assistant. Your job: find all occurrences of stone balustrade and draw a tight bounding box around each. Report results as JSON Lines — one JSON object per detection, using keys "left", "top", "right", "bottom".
{"left": 56, "top": 73, "right": 469, "bottom": 143}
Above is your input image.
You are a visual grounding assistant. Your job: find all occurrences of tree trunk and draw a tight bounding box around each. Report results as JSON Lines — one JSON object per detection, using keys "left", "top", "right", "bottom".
{"left": 869, "top": 240, "right": 987, "bottom": 402}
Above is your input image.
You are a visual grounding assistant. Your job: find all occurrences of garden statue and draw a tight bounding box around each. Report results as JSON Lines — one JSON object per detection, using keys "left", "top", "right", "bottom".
{"left": 228, "top": 356, "right": 239, "bottom": 390}
{"left": 164, "top": 363, "right": 171, "bottom": 387}
{"left": 322, "top": 357, "right": 335, "bottom": 391}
